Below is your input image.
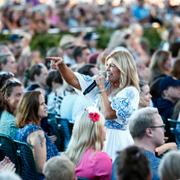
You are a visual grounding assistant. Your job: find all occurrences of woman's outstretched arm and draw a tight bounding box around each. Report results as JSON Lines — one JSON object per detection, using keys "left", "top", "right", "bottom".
{"left": 48, "top": 57, "right": 81, "bottom": 90}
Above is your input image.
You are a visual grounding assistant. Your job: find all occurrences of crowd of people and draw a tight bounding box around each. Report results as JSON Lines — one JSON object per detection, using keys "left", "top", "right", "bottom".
{"left": 0, "top": 0, "right": 180, "bottom": 180}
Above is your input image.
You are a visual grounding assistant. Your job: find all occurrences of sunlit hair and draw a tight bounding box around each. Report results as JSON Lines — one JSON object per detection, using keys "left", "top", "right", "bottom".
{"left": 16, "top": 91, "right": 41, "bottom": 128}
{"left": 43, "top": 155, "right": 75, "bottom": 180}
{"left": 65, "top": 107, "right": 105, "bottom": 165}
{"left": 149, "top": 50, "right": 171, "bottom": 79}
{"left": 129, "top": 107, "right": 158, "bottom": 139}
{"left": 158, "top": 150, "right": 180, "bottom": 180}
{"left": 105, "top": 47, "right": 139, "bottom": 92}
{"left": 0, "top": 78, "right": 22, "bottom": 114}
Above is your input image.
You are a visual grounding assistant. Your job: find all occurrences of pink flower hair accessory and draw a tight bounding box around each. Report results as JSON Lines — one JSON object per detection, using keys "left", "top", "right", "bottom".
{"left": 88, "top": 112, "right": 100, "bottom": 122}
{"left": 85, "top": 106, "right": 100, "bottom": 123}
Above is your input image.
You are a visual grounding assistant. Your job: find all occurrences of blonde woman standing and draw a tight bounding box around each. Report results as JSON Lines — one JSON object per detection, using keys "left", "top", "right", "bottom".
{"left": 49, "top": 47, "right": 140, "bottom": 161}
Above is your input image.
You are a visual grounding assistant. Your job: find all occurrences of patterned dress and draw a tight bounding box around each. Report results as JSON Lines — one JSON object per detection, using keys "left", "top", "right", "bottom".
{"left": 75, "top": 72, "right": 140, "bottom": 161}
{"left": 16, "top": 124, "right": 59, "bottom": 160}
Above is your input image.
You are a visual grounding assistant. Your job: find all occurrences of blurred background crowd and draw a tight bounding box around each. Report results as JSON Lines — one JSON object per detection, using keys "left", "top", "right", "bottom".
{"left": 0, "top": 0, "right": 179, "bottom": 79}
{"left": 0, "top": 0, "right": 180, "bottom": 180}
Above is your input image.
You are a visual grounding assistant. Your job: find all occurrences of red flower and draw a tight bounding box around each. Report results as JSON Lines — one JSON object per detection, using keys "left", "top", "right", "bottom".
{"left": 88, "top": 112, "right": 100, "bottom": 122}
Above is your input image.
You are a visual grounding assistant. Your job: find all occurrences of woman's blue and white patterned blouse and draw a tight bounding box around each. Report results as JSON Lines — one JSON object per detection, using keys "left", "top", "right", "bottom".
{"left": 106, "top": 86, "right": 139, "bottom": 130}
{"left": 75, "top": 72, "right": 139, "bottom": 130}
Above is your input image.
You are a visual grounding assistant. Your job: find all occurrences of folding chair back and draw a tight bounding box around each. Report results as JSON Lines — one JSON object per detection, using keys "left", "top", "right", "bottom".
{"left": 168, "top": 119, "right": 180, "bottom": 149}
{"left": 14, "top": 140, "right": 39, "bottom": 180}
{"left": 0, "top": 134, "right": 20, "bottom": 174}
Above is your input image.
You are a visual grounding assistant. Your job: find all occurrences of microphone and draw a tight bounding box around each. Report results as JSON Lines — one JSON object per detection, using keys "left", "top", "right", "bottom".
{"left": 83, "top": 71, "right": 106, "bottom": 96}
{"left": 83, "top": 81, "right": 97, "bottom": 95}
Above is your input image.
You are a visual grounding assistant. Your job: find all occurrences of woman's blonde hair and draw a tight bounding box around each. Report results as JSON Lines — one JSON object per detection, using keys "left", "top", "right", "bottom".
{"left": 105, "top": 47, "right": 139, "bottom": 92}
{"left": 65, "top": 107, "right": 105, "bottom": 165}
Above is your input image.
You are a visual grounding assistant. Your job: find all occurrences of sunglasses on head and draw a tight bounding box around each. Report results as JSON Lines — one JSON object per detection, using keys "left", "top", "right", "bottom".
{"left": 0, "top": 71, "right": 14, "bottom": 78}
{"left": 4, "top": 78, "right": 21, "bottom": 87}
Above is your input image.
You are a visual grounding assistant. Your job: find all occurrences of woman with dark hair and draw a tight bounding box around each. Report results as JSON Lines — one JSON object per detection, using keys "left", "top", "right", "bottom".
{"left": 0, "top": 78, "right": 23, "bottom": 138}
{"left": 46, "top": 69, "right": 64, "bottom": 116}
{"left": 25, "top": 63, "right": 48, "bottom": 90}
{"left": 0, "top": 71, "right": 14, "bottom": 89}
{"left": 15, "top": 91, "right": 58, "bottom": 176}
{"left": 115, "top": 146, "right": 151, "bottom": 180}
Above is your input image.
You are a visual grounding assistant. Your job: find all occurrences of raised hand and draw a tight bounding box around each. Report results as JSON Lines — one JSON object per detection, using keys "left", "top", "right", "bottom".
{"left": 0, "top": 156, "right": 16, "bottom": 172}
{"left": 46, "top": 57, "right": 64, "bottom": 69}
{"left": 95, "top": 72, "right": 106, "bottom": 92}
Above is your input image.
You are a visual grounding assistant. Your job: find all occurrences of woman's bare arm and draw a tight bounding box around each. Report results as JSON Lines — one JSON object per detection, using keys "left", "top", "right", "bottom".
{"left": 27, "top": 130, "right": 47, "bottom": 173}
{"left": 95, "top": 75, "right": 116, "bottom": 119}
{"left": 48, "top": 57, "right": 81, "bottom": 90}
{"left": 100, "top": 92, "right": 116, "bottom": 119}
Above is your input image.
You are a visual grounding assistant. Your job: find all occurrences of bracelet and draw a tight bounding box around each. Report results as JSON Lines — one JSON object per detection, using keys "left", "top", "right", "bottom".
{"left": 99, "top": 89, "right": 106, "bottom": 93}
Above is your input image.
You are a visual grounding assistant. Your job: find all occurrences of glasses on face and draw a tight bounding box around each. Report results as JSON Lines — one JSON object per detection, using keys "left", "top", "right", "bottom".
{"left": 150, "top": 124, "right": 166, "bottom": 129}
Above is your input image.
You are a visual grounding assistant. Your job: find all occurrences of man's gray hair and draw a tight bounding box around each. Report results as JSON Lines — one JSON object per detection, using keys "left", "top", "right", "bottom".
{"left": 158, "top": 150, "right": 180, "bottom": 180}
{"left": 129, "top": 107, "right": 158, "bottom": 139}
{"left": 43, "top": 155, "right": 75, "bottom": 180}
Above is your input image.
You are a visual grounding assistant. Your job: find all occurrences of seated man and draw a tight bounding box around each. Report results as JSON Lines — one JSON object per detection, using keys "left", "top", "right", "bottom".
{"left": 112, "top": 107, "right": 165, "bottom": 180}
{"left": 129, "top": 107, "right": 165, "bottom": 180}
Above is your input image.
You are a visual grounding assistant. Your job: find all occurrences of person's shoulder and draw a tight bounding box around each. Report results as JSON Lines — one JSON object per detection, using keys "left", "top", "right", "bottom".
{"left": 0, "top": 111, "right": 15, "bottom": 125}
{"left": 95, "top": 151, "right": 112, "bottom": 162}
{"left": 20, "top": 124, "right": 42, "bottom": 135}
{"left": 92, "top": 151, "right": 112, "bottom": 175}
{"left": 1, "top": 111, "right": 14, "bottom": 119}
{"left": 144, "top": 150, "right": 160, "bottom": 162}
{"left": 116, "top": 86, "right": 139, "bottom": 97}
{"left": 124, "top": 86, "right": 138, "bottom": 91}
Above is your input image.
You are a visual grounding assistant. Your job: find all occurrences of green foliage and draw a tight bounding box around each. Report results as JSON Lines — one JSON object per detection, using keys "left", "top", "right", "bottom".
{"left": 0, "top": 34, "right": 10, "bottom": 44}
{"left": 30, "top": 33, "right": 61, "bottom": 57}
{"left": 96, "top": 26, "right": 162, "bottom": 51}
{"left": 143, "top": 27, "right": 162, "bottom": 51}
{"left": 96, "top": 26, "right": 114, "bottom": 49}
{"left": 0, "top": 27, "right": 162, "bottom": 57}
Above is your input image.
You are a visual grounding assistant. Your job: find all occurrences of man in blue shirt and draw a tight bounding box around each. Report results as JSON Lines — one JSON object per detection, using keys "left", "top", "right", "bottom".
{"left": 112, "top": 107, "right": 165, "bottom": 180}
